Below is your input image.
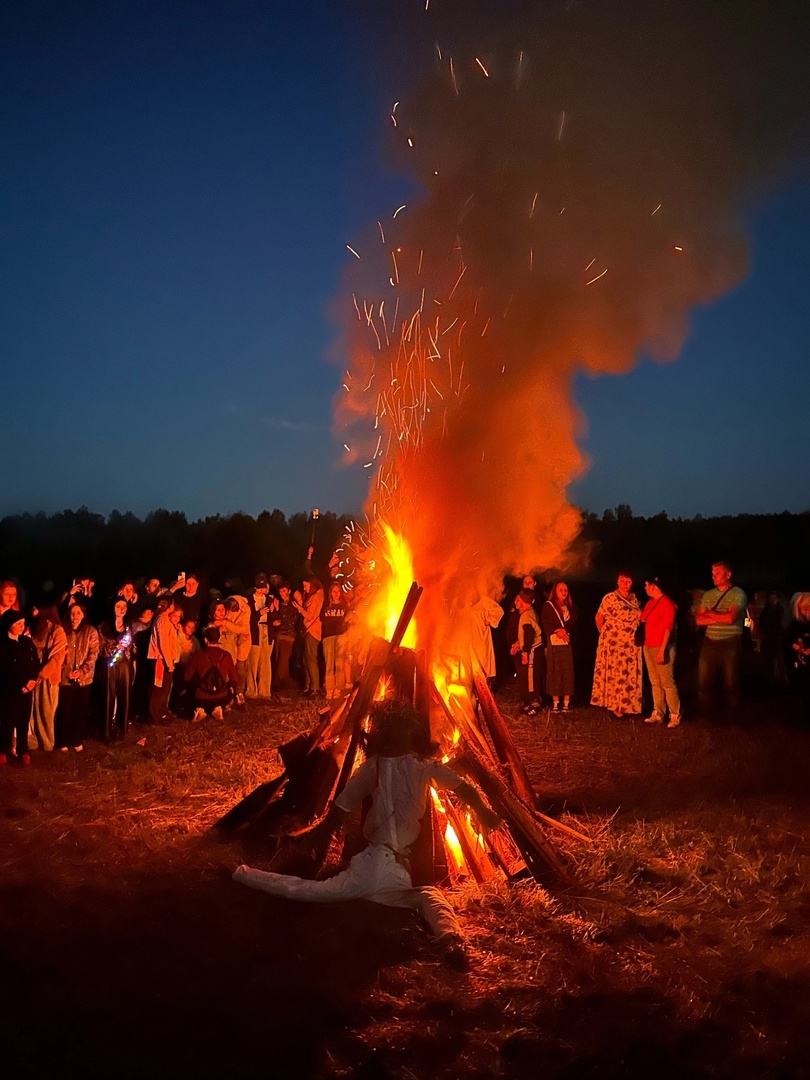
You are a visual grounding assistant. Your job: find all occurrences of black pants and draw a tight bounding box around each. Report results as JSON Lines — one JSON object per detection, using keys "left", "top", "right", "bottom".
{"left": 698, "top": 637, "right": 742, "bottom": 719}
{"left": 0, "top": 691, "right": 32, "bottom": 756}
{"left": 104, "top": 660, "right": 131, "bottom": 739}
{"left": 57, "top": 684, "right": 92, "bottom": 748}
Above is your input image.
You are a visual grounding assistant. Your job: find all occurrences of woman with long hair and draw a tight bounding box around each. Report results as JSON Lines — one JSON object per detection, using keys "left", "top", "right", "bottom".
{"left": 541, "top": 582, "right": 577, "bottom": 713}
{"left": 97, "top": 598, "right": 134, "bottom": 741}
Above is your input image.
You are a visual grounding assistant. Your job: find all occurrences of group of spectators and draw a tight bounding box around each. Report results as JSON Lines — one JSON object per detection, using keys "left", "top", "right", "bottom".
{"left": 504, "top": 561, "right": 810, "bottom": 728}
{"left": 2, "top": 553, "right": 809, "bottom": 766}
{"left": 0, "top": 550, "right": 356, "bottom": 765}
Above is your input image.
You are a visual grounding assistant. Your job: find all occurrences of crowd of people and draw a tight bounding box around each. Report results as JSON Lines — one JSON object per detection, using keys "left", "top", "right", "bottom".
{"left": 502, "top": 562, "right": 810, "bottom": 727}
{"left": 0, "top": 547, "right": 356, "bottom": 765}
{"left": 1, "top": 554, "right": 809, "bottom": 766}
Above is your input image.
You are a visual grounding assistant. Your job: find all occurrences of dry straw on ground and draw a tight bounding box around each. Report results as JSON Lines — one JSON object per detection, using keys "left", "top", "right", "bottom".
{"left": 1, "top": 690, "right": 808, "bottom": 1079}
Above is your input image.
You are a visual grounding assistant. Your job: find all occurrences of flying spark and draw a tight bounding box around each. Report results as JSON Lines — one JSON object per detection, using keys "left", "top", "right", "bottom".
{"left": 585, "top": 268, "right": 608, "bottom": 285}
{"left": 346, "top": 245, "right": 361, "bottom": 259}
{"left": 474, "top": 57, "right": 490, "bottom": 77}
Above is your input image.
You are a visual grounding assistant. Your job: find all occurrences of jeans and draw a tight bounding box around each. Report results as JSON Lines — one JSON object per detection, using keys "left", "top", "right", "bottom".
{"left": 698, "top": 637, "right": 742, "bottom": 718}
{"left": 643, "top": 645, "right": 681, "bottom": 719}
{"left": 303, "top": 633, "right": 321, "bottom": 692}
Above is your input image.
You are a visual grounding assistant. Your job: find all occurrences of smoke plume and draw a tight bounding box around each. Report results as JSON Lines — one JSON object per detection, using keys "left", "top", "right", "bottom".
{"left": 335, "top": 0, "right": 809, "bottom": 625}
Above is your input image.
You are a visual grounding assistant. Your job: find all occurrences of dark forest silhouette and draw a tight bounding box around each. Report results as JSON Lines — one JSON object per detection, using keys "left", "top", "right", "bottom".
{"left": 1, "top": 504, "right": 808, "bottom": 602}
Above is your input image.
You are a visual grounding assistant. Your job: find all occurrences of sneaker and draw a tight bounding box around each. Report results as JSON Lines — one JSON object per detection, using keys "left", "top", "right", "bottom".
{"left": 525, "top": 706, "right": 538, "bottom": 717}
{"left": 74, "top": 744, "right": 84, "bottom": 753}
{"left": 60, "top": 747, "right": 69, "bottom": 754}
{"left": 644, "top": 713, "right": 664, "bottom": 724}
{"left": 0, "top": 753, "right": 7, "bottom": 767}
{"left": 552, "top": 702, "right": 560, "bottom": 713}
{"left": 20, "top": 753, "right": 31, "bottom": 766}
{"left": 192, "top": 708, "right": 206, "bottom": 723}
{"left": 211, "top": 706, "right": 224, "bottom": 721}
{"left": 667, "top": 714, "right": 681, "bottom": 728}
{"left": 562, "top": 702, "right": 572, "bottom": 713}
{"left": 235, "top": 693, "right": 246, "bottom": 708}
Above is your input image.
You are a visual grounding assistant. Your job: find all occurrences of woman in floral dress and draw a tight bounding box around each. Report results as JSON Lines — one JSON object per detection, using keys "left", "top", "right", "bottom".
{"left": 590, "top": 571, "right": 642, "bottom": 717}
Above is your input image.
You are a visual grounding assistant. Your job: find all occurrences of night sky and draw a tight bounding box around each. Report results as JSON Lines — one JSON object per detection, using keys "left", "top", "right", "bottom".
{"left": 2, "top": 0, "right": 808, "bottom": 522}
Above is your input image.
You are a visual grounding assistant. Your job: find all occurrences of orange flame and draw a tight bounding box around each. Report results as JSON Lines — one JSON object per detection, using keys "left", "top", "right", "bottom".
{"left": 365, "top": 523, "right": 417, "bottom": 647}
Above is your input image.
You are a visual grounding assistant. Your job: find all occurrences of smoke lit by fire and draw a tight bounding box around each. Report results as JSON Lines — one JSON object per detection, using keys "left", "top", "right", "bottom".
{"left": 335, "top": 1, "right": 808, "bottom": 651}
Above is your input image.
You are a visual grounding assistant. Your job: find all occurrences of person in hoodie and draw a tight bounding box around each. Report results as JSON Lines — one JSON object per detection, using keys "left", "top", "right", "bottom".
{"left": 0, "top": 610, "right": 40, "bottom": 766}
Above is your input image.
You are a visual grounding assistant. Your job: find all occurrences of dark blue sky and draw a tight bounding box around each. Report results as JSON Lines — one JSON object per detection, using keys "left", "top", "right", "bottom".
{"left": 2, "top": 0, "right": 808, "bottom": 521}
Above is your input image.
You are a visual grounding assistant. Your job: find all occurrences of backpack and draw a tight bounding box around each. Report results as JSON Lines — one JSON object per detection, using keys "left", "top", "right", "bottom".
{"left": 198, "top": 652, "right": 227, "bottom": 699}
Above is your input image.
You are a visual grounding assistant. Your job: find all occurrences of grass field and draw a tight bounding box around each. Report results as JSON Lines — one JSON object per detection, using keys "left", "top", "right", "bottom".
{"left": 1, "top": 690, "right": 808, "bottom": 1079}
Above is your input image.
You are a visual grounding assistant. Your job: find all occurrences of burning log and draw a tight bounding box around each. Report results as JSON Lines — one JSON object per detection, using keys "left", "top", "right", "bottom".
{"left": 217, "top": 579, "right": 578, "bottom": 894}
{"left": 215, "top": 587, "right": 423, "bottom": 838}
{"left": 472, "top": 672, "right": 538, "bottom": 809}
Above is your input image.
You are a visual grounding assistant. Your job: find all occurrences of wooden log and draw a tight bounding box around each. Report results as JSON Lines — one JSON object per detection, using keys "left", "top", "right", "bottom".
{"left": 473, "top": 672, "right": 539, "bottom": 808}
{"left": 460, "top": 741, "right": 573, "bottom": 887}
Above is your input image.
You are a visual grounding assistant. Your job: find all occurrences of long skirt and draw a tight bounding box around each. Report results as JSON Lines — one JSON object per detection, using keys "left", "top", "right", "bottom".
{"left": 234, "top": 844, "right": 460, "bottom": 939}
{"left": 546, "top": 644, "right": 575, "bottom": 698}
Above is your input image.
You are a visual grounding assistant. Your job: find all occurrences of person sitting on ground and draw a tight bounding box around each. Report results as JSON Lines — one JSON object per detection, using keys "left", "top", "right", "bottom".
{"left": 233, "top": 697, "right": 500, "bottom": 968}
{"left": 184, "top": 626, "right": 238, "bottom": 721}
{"left": 0, "top": 609, "right": 41, "bottom": 766}
{"left": 511, "top": 590, "right": 545, "bottom": 715}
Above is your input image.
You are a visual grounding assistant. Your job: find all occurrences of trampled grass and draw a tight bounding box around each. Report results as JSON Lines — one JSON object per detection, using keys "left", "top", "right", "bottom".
{"left": 1, "top": 690, "right": 808, "bottom": 1079}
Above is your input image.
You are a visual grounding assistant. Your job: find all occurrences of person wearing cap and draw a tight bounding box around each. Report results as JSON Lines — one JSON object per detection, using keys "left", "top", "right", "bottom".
{"left": 0, "top": 609, "right": 41, "bottom": 766}
{"left": 641, "top": 578, "right": 681, "bottom": 729}
{"left": 247, "top": 572, "right": 277, "bottom": 700}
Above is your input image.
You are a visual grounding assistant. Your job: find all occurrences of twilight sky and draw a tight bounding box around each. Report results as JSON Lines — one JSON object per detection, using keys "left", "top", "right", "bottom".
{"left": 2, "top": 0, "right": 808, "bottom": 522}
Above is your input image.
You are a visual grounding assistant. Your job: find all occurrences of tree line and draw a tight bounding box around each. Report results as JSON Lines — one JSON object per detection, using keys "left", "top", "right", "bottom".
{"left": 1, "top": 505, "right": 807, "bottom": 601}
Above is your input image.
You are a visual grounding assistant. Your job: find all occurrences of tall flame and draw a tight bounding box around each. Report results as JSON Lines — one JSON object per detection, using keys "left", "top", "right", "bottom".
{"left": 364, "top": 523, "right": 417, "bottom": 648}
